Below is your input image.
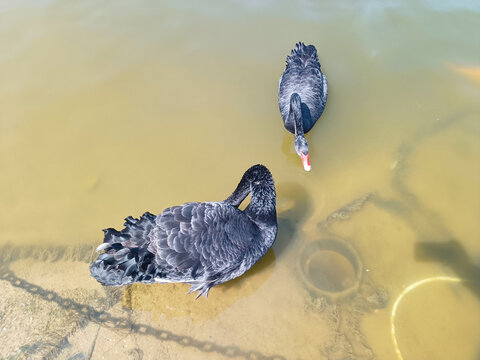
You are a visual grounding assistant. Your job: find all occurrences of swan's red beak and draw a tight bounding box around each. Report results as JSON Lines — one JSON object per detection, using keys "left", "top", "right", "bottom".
{"left": 301, "top": 153, "right": 311, "bottom": 171}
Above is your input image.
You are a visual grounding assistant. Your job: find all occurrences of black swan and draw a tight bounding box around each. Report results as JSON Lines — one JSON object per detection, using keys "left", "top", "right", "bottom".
{"left": 90, "top": 164, "right": 277, "bottom": 298}
{"left": 278, "top": 42, "right": 328, "bottom": 171}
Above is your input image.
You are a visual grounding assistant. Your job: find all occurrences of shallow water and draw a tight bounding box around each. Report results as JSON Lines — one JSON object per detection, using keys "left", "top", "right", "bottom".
{"left": 1, "top": 0, "right": 479, "bottom": 359}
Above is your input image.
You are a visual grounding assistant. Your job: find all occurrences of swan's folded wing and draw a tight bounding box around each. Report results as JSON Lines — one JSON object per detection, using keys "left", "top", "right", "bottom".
{"left": 147, "top": 202, "right": 259, "bottom": 281}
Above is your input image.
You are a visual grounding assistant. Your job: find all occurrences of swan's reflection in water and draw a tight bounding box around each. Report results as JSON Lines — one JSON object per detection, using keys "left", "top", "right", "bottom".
{"left": 274, "top": 182, "right": 312, "bottom": 258}
{"left": 280, "top": 133, "right": 301, "bottom": 167}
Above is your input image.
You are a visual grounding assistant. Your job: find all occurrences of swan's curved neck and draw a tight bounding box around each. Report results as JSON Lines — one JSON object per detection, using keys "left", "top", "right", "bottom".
{"left": 293, "top": 114, "right": 305, "bottom": 140}
{"left": 290, "top": 93, "right": 304, "bottom": 137}
{"left": 224, "top": 176, "right": 250, "bottom": 207}
{"left": 224, "top": 166, "right": 277, "bottom": 225}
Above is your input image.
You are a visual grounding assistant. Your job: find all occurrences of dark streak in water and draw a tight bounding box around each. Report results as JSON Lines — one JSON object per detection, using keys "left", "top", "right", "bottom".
{"left": 373, "top": 109, "right": 480, "bottom": 300}
{"left": 415, "top": 240, "right": 480, "bottom": 299}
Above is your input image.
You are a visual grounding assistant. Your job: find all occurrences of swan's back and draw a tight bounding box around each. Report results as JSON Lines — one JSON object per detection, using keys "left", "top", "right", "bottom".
{"left": 278, "top": 42, "right": 328, "bottom": 133}
{"left": 90, "top": 203, "right": 267, "bottom": 295}
{"left": 89, "top": 164, "right": 277, "bottom": 298}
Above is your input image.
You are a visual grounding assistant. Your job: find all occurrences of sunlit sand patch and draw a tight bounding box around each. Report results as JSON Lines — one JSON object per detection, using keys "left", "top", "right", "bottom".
{"left": 0, "top": 259, "right": 112, "bottom": 359}
{"left": 445, "top": 61, "right": 480, "bottom": 83}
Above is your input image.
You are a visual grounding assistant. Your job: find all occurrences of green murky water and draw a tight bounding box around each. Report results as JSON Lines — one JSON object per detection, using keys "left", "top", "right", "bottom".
{"left": 1, "top": 1, "right": 479, "bottom": 359}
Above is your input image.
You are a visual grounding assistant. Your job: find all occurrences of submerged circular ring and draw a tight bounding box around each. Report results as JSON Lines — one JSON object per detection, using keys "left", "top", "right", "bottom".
{"left": 390, "top": 276, "right": 463, "bottom": 360}
{"left": 298, "top": 238, "right": 363, "bottom": 301}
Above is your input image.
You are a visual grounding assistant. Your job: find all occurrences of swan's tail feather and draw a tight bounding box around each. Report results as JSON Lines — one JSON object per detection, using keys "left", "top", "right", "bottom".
{"left": 286, "top": 42, "right": 320, "bottom": 68}
{"left": 89, "top": 212, "right": 158, "bottom": 286}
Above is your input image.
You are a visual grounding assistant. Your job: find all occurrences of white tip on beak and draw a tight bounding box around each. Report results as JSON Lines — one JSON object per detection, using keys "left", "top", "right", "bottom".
{"left": 301, "top": 153, "right": 311, "bottom": 172}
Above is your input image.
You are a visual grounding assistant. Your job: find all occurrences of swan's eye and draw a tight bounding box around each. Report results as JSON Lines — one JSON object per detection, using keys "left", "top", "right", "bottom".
{"left": 254, "top": 180, "right": 261, "bottom": 186}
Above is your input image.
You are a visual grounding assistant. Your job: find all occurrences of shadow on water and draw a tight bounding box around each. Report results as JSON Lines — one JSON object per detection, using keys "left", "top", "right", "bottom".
{"left": 280, "top": 133, "right": 299, "bottom": 167}
{"left": 415, "top": 240, "right": 480, "bottom": 300}
{"left": 274, "top": 182, "right": 312, "bottom": 257}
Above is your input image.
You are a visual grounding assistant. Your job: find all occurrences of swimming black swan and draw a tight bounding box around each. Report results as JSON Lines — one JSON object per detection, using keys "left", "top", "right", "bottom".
{"left": 90, "top": 164, "right": 277, "bottom": 298}
{"left": 278, "top": 42, "right": 328, "bottom": 171}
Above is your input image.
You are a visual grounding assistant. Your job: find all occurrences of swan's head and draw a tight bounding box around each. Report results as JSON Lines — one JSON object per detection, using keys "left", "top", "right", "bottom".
{"left": 295, "top": 136, "right": 311, "bottom": 171}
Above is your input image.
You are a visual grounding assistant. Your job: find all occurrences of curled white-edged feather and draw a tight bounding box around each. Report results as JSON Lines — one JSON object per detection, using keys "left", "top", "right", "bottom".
{"left": 96, "top": 242, "right": 111, "bottom": 252}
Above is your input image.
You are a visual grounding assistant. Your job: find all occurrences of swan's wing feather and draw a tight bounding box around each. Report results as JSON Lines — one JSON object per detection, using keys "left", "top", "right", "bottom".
{"left": 148, "top": 202, "right": 259, "bottom": 281}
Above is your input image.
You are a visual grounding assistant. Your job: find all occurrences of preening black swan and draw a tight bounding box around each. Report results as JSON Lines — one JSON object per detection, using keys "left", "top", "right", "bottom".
{"left": 278, "top": 42, "right": 328, "bottom": 171}
{"left": 90, "top": 164, "right": 277, "bottom": 298}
